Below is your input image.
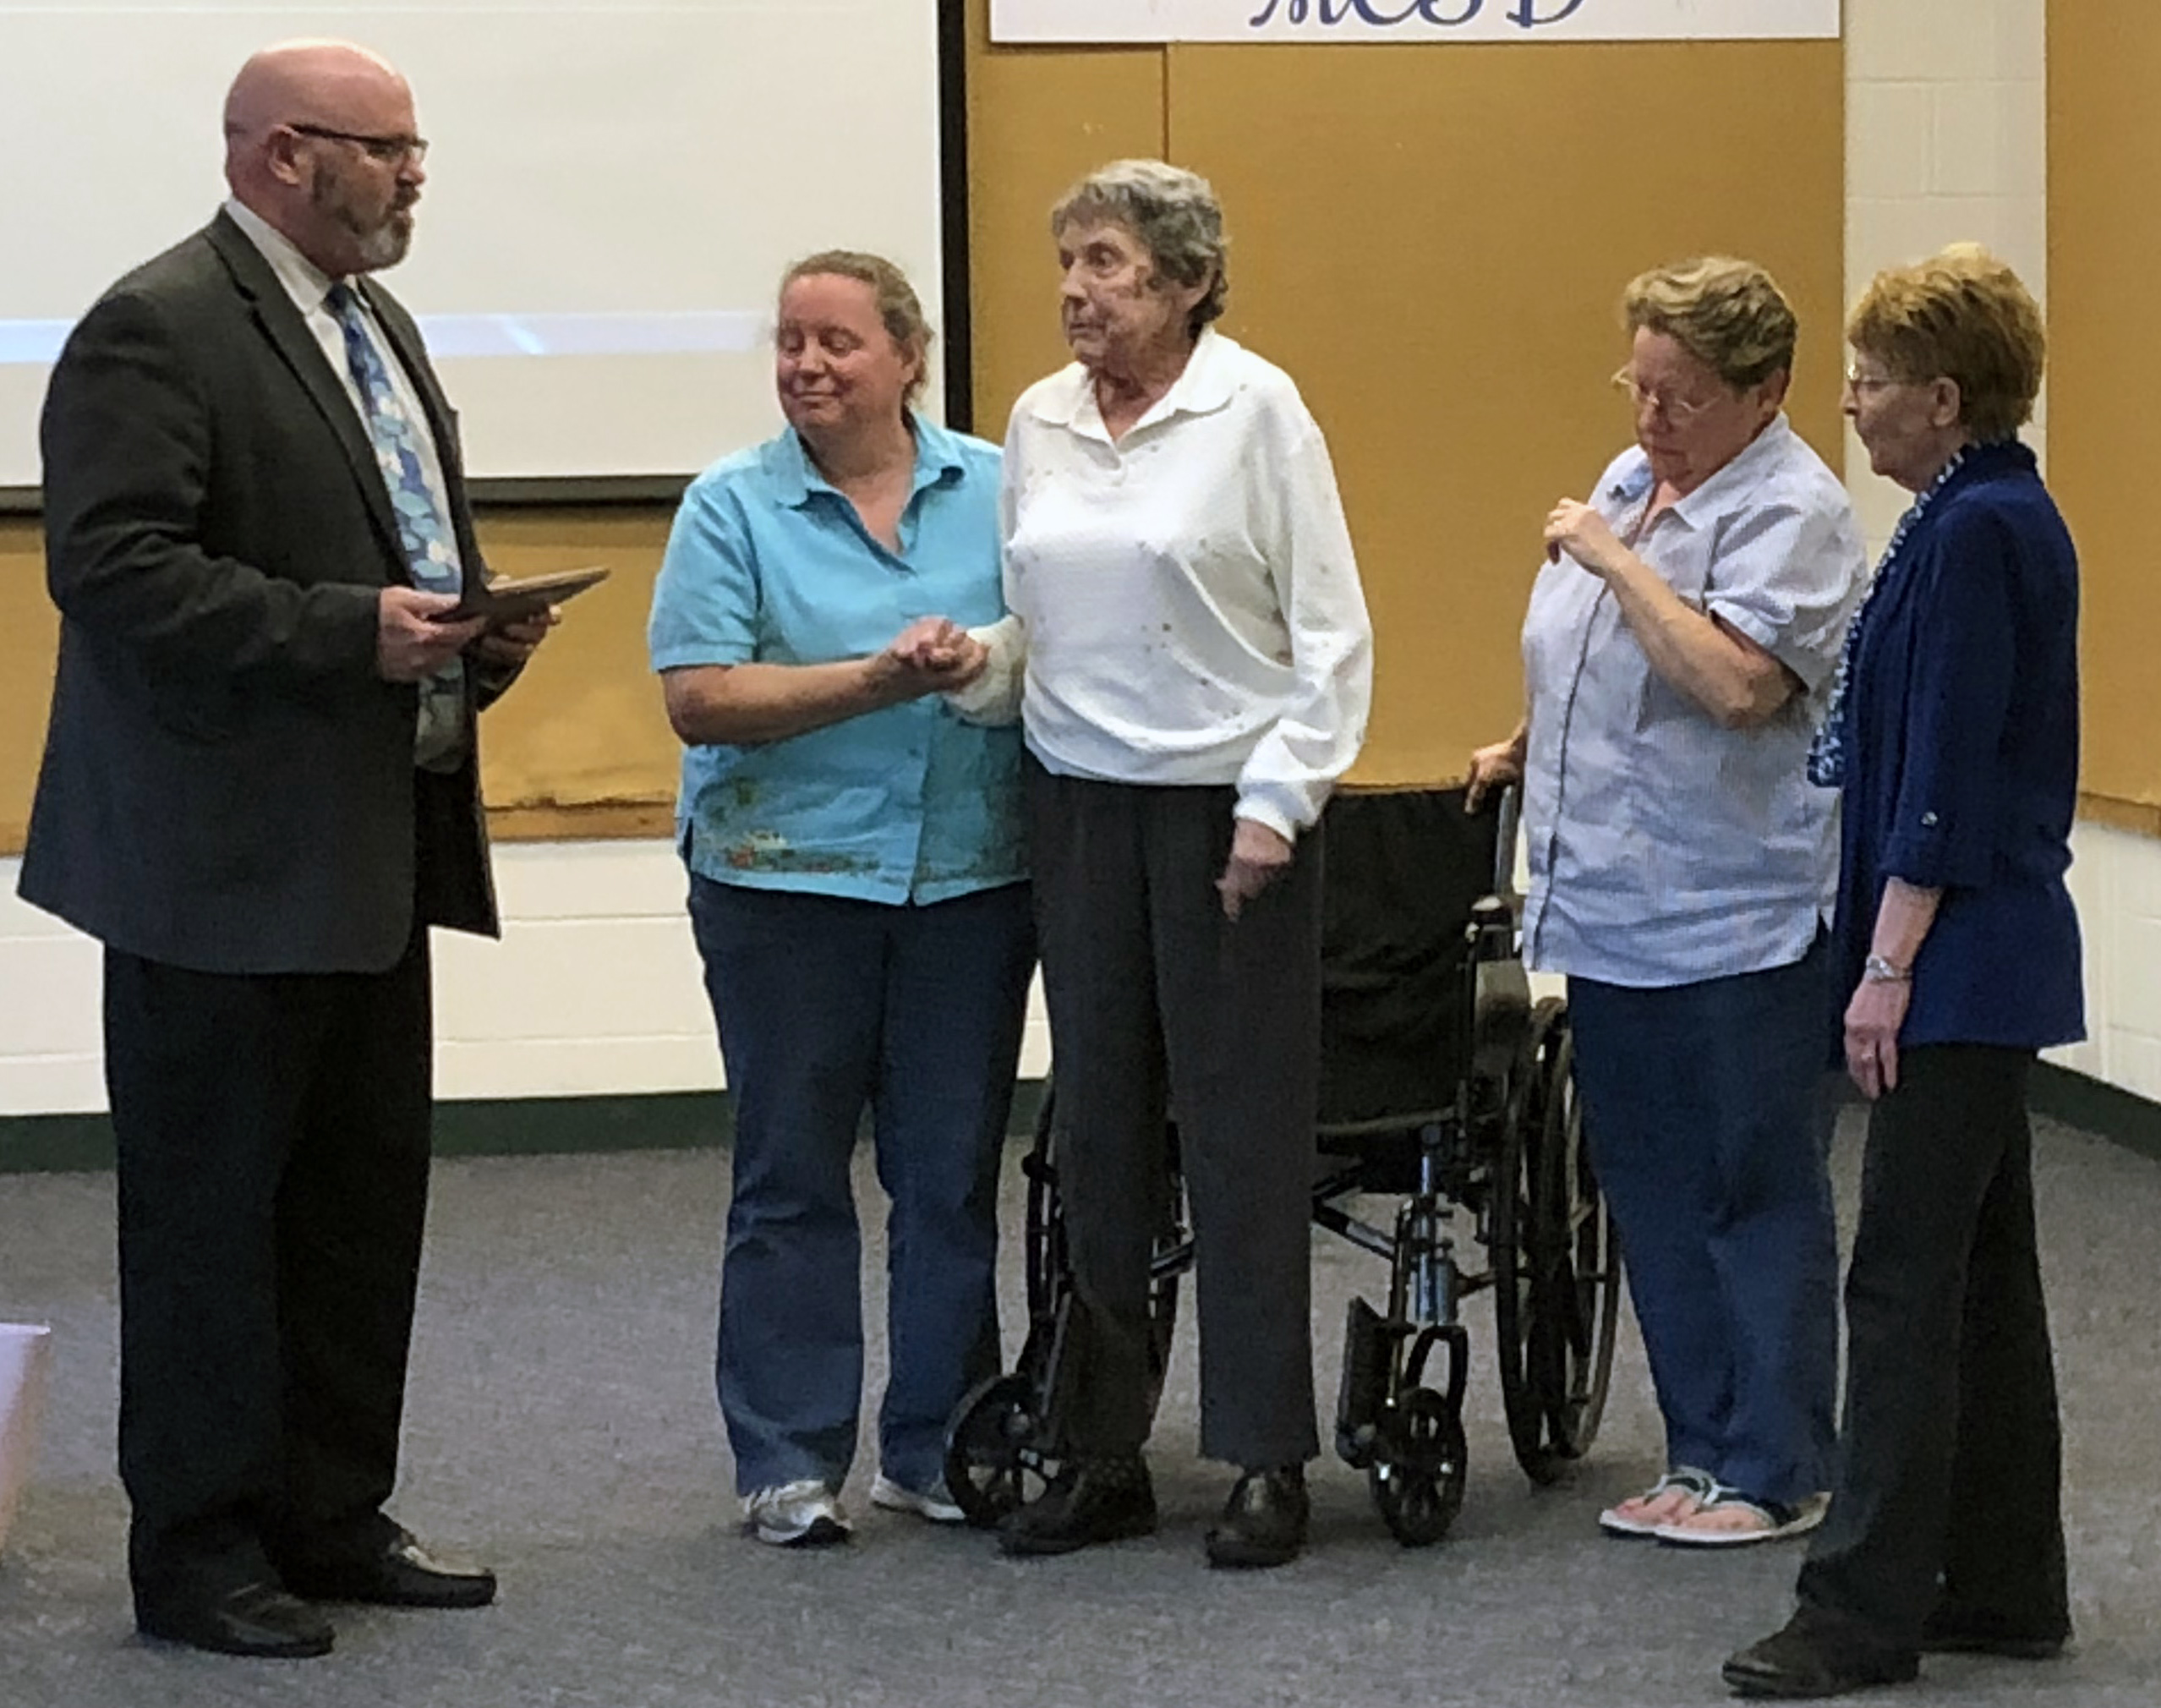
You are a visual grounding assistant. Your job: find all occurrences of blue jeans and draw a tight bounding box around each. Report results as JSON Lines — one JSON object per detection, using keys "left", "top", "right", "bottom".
{"left": 687, "top": 876, "right": 1035, "bottom": 1496}
{"left": 1565, "top": 937, "right": 1839, "bottom": 1504}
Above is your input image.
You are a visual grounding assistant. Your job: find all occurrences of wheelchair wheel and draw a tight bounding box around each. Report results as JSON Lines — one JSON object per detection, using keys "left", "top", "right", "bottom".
{"left": 943, "top": 1371, "right": 1060, "bottom": 1530}
{"left": 1022, "top": 1090, "right": 1069, "bottom": 1327}
{"left": 1368, "top": 1386, "right": 1467, "bottom": 1547}
{"left": 1491, "top": 999, "right": 1565, "bottom": 1482}
{"left": 1491, "top": 1000, "right": 1622, "bottom": 1481}
{"left": 1530, "top": 1022, "right": 1622, "bottom": 1460}
{"left": 1023, "top": 1082, "right": 1185, "bottom": 1417}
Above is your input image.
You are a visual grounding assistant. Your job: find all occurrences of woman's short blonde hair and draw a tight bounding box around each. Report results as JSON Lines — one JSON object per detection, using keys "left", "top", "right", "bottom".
{"left": 780, "top": 249, "right": 935, "bottom": 405}
{"left": 1622, "top": 257, "right": 1797, "bottom": 391}
{"left": 1846, "top": 244, "right": 2044, "bottom": 441}
{"left": 1050, "top": 158, "right": 1229, "bottom": 338}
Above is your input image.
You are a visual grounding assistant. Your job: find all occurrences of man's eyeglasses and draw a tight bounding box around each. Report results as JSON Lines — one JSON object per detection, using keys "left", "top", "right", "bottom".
{"left": 1843, "top": 366, "right": 1896, "bottom": 395}
{"left": 1610, "top": 366, "right": 1716, "bottom": 427}
{"left": 287, "top": 123, "right": 429, "bottom": 167}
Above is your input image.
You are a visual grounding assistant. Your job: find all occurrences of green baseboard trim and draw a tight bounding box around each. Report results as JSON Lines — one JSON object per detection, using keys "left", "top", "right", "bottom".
{"left": 2032, "top": 1062, "right": 2161, "bottom": 1163}
{"left": 0, "top": 1079, "right": 1053, "bottom": 1175}
{"left": 3, "top": 1073, "right": 2147, "bottom": 1175}
{"left": 0, "top": 1113, "right": 116, "bottom": 1175}
{"left": 434, "top": 1090, "right": 736, "bottom": 1159}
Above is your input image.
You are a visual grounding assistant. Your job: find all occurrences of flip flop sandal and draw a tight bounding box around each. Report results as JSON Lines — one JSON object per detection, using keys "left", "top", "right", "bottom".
{"left": 1655, "top": 1485, "right": 1828, "bottom": 1548}
{"left": 1598, "top": 1466, "right": 1714, "bottom": 1538}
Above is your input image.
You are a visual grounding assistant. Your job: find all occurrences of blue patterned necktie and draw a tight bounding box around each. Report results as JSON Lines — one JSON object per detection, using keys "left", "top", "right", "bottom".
{"left": 325, "top": 281, "right": 467, "bottom": 766}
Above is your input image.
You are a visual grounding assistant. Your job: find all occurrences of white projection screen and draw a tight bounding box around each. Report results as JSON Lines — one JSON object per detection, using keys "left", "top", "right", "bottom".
{"left": 0, "top": 1, "right": 947, "bottom": 490}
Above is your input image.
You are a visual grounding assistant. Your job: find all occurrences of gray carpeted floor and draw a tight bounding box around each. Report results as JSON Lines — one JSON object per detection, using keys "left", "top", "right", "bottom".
{"left": 2, "top": 1107, "right": 2158, "bottom": 1707}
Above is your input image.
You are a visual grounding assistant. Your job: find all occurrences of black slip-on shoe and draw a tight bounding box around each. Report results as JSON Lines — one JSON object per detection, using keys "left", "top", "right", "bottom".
{"left": 1723, "top": 1619, "right": 1919, "bottom": 1700}
{"left": 280, "top": 1529, "right": 495, "bottom": 1608}
{"left": 1918, "top": 1607, "right": 2068, "bottom": 1661}
{"left": 1204, "top": 1465, "right": 1310, "bottom": 1569}
{"left": 138, "top": 1581, "right": 335, "bottom": 1659}
{"left": 998, "top": 1456, "right": 1157, "bottom": 1557}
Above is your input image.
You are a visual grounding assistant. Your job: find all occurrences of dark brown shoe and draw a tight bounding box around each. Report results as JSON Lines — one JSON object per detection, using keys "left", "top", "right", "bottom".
{"left": 998, "top": 1455, "right": 1157, "bottom": 1557}
{"left": 1724, "top": 1617, "right": 1919, "bottom": 1699}
{"left": 137, "top": 1581, "right": 335, "bottom": 1658}
{"left": 1204, "top": 1465, "right": 1310, "bottom": 1569}
{"left": 281, "top": 1529, "right": 495, "bottom": 1609}
{"left": 1918, "top": 1607, "right": 2067, "bottom": 1660}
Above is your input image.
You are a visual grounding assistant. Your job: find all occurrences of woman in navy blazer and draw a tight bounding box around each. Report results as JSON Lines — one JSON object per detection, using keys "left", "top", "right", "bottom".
{"left": 1726, "top": 245, "right": 2081, "bottom": 1700}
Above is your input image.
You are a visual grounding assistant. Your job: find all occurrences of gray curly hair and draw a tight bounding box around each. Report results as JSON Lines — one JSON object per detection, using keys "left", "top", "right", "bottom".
{"left": 1050, "top": 158, "right": 1228, "bottom": 339}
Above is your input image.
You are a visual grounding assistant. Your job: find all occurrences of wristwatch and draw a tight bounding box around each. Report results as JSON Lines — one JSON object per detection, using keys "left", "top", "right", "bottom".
{"left": 1861, "top": 955, "right": 1912, "bottom": 984}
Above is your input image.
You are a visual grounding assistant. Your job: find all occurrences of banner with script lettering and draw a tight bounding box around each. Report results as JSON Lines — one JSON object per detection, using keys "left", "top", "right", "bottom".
{"left": 989, "top": 1, "right": 1841, "bottom": 45}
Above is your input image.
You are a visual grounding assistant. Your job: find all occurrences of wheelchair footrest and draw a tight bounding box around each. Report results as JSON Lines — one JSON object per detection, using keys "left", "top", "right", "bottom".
{"left": 1334, "top": 1295, "right": 1398, "bottom": 1469}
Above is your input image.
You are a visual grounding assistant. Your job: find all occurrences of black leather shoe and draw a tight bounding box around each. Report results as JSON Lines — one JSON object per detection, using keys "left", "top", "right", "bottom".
{"left": 998, "top": 1455, "right": 1157, "bottom": 1557}
{"left": 1204, "top": 1465, "right": 1309, "bottom": 1569}
{"left": 1918, "top": 1607, "right": 2067, "bottom": 1660}
{"left": 281, "top": 1530, "right": 496, "bottom": 1609}
{"left": 138, "top": 1581, "right": 336, "bottom": 1659}
{"left": 1724, "top": 1617, "right": 1919, "bottom": 1699}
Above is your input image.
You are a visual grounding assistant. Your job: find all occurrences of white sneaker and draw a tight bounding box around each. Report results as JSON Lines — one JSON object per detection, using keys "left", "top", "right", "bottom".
{"left": 870, "top": 1473, "right": 966, "bottom": 1525}
{"left": 742, "top": 1479, "right": 851, "bottom": 1547}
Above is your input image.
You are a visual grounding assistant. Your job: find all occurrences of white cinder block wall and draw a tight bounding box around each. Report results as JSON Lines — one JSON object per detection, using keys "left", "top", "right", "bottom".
{"left": 1844, "top": 0, "right": 2161, "bottom": 1100}
{"left": 1, "top": 0, "right": 2156, "bottom": 1116}
{"left": 0, "top": 842, "right": 1054, "bottom": 1114}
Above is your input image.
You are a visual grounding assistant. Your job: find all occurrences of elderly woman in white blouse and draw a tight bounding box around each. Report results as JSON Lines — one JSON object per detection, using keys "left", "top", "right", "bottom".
{"left": 955, "top": 158, "right": 1373, "bottom": 1570}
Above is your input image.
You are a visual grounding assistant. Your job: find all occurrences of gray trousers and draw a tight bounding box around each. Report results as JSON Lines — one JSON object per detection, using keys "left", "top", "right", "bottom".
{"left": 1026, "top": 758, "right": 1321, "bottom": 1469}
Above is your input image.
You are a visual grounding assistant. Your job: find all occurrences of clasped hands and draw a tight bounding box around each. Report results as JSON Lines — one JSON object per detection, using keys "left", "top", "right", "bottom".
{"left": 878, "top": 616, "right": 989, "bottom": 694}
{"left": 376, "top": 586, "right": 558, "bottom": 682}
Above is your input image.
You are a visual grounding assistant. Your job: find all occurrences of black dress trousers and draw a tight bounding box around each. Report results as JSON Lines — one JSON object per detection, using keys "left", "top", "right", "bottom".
{"left": 1797, "top": 1044, "right": 2068, "bottom": 1648}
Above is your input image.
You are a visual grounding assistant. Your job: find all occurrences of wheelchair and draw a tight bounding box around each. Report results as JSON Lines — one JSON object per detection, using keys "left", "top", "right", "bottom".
{"left": 942, "top": 786, "right": 1623, "bottom": 1546}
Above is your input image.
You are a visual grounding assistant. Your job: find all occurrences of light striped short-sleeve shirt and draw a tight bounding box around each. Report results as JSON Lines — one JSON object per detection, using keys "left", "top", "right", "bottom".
{"left": 1518, "top": 415, "right": 1867, "bottom": 988}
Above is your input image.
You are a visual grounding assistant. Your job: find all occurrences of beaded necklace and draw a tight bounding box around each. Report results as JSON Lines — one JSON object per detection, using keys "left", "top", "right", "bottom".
{"left": 1805, "top": 445, "right": 1973, "bottom": 788}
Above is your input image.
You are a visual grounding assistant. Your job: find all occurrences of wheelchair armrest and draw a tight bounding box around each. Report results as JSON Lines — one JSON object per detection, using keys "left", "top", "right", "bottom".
{"left": 1465, "top": 895, "right": 1531, "bottom": 1086}
{"left": 1467, "top": 895, "right": 1515, "bottom": 964}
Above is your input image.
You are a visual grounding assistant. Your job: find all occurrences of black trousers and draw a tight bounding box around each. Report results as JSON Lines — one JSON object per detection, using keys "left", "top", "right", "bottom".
{"left": 106, "top": 928, "right": 434, "bottom": 1612}
{"left": 1797, "top": 1045, "right": 2068, "bottom": 1648}
{"left": 1027, "top": 759, "right": 1321, "bottom": 1469}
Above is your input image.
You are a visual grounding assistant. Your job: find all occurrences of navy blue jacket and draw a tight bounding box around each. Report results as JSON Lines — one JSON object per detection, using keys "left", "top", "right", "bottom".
{"left": 1832, "top": 441, "right": 2084, "bottom": 1050}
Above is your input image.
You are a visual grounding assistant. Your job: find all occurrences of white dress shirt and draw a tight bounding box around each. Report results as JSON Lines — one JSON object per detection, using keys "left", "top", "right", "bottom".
{"left": 222, "top": 198, "right": 461, "bottom": 566}
{"left": 961, "top": 327, "right": 1372, "bottom": 839}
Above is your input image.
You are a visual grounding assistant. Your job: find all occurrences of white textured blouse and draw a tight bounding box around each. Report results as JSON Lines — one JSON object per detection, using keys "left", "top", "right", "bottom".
{"left": 958, "top": 328, "right": 1373, "bottom": 839}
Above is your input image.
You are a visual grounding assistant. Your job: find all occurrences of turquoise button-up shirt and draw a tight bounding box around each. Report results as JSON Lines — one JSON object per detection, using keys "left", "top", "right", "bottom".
{"left": 648, "top": 416, "right": 1025, "bottom": 905}
{"left": 1518, "top": 416, "right": 1867, "bottom": 987}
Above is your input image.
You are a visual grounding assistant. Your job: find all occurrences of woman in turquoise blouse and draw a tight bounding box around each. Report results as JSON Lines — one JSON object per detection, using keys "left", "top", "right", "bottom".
{"left": 648, "top": 252, "right": 1031, "bottom": 1548}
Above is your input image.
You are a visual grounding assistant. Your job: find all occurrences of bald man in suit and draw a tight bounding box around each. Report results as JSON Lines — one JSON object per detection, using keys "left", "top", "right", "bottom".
{"left": 20, "top": 41, "right": 552, "bottom": 1657}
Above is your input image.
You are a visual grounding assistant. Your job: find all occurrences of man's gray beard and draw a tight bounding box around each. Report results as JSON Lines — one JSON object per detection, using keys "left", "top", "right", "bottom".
{"left": 315, "top": 173, "right": 413, "bottom": 272}
{"left": 352, "top": 215, "right": 412, "bottom": 272}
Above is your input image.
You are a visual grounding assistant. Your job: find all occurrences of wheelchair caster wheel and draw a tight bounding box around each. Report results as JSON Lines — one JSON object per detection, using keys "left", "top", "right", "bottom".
{"left": 1368, "top": 1386, "right": 1467, "bottom": 1547}
{"left": 942, "top": 1372, "right": 1060, "bottom": 1530}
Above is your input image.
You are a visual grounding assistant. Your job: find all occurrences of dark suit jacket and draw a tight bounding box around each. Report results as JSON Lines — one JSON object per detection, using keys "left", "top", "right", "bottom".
{"left": 19, "top": 210, "right": 503, "bottom": 974}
